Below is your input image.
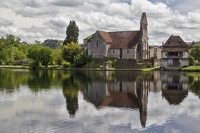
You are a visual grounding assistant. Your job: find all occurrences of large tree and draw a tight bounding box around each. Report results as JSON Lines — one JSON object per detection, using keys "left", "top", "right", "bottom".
{"left": 190, "top": 43, "right": 200, "bottom": 63}
{"left": 62, "top": 42, "right": 81, "bottom": 63}
{"left": 63, "top": 20, "right": 79, "bottom": 45}
{"left": 39, "top": 47, "right": 53, "bottom": 67}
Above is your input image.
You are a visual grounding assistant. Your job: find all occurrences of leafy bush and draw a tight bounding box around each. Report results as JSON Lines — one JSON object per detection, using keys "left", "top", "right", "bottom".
{"left": 74, "top": 54, "right": 92, "bottom": 67}
{"left": 62, "top": 61, "right": 70, "bottom": 68}
{"left": 189, "top": 55, "right": 195, "bottom": 66}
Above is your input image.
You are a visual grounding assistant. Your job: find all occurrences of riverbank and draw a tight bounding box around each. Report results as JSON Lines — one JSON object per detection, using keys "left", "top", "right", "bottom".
{"left": 181, "top": 66, "right": 200, "bottom": 71}
{"left": 2, "top": 65, "right": 200, "bottom": 72}
{"left": 0, "top": 65, "right": 159, "bottom": 71}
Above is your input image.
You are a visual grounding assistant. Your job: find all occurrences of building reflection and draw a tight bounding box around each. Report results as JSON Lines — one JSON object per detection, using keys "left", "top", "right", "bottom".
{"left": 83, "top": 71, "right": 153, "bottom": 128}
{"left": 161, "top": 72, "right": 189, "bottom": 105}
{"left": 61, "top": 70, "right": 189, "bottom": 124}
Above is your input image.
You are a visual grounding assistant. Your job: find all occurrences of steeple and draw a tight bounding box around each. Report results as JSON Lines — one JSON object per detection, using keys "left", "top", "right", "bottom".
{"left": 140, "top": 12, "right": 148, "bottom": 26}
{"left": 137, "top": 12, "right": 149, "bottom": 60}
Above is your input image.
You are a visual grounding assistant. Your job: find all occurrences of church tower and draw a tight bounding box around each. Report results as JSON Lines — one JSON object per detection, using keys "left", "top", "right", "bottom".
{"left": 137, "top": 12, "right": 149, "bottom": 60}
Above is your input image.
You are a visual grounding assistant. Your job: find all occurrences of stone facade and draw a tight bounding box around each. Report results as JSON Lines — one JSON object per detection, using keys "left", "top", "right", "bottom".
{"left": 84, "top": 12, "right": 149, "bottom": 60}
{"left": 161, "top": 35, "right": 189, "bottom": 70}
{"left": 149, "top": 46, "right": 162, "bottom": 59}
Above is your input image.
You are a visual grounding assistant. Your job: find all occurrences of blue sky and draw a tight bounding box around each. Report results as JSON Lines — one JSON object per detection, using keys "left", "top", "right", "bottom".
{"left": 0, "top": 0, "right": 200, "bottom": 45}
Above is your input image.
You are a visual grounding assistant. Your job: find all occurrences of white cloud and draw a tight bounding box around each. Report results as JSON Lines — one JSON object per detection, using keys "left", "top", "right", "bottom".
{"left": 0, "top": 0, "right": 199, "bottom": 44}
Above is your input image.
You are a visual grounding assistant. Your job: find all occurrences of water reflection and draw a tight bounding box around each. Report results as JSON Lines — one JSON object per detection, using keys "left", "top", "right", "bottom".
{"left": 1, "top": 68, "right": 200, "bottom": 131}
{"left": 83, "top": 71, "right": 151, "bottom": 127}
{"left": 161, "top": 72, "right": 188, "bottom": 105}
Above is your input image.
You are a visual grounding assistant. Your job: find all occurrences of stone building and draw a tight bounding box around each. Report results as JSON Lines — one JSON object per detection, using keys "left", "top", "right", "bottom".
{"left": 149, "top": 45, "right": 162, "bottom": 59}
{"left": 84, "top": 12, "right": 149, "bottom": 60}
{"left": 161, "top": 35, "right": 189, "bottom": 70}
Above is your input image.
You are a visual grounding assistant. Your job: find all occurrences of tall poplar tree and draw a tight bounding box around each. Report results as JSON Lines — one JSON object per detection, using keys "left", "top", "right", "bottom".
{"left": 63, "top": 20, "right": 79, "bottom": 45}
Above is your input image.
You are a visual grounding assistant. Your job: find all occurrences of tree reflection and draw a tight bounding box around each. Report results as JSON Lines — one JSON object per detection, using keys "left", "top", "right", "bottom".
{"left": 0, "top": 68, "right": 29, "bottom": 93}
{"left": 62, "top": 71, "right": 80, "bottom": 117}
{"left": 189, "top": 76, "right": 200, "bottom": 98}
{"left": 27, "top": 70, "right": 62, "bottom": 92}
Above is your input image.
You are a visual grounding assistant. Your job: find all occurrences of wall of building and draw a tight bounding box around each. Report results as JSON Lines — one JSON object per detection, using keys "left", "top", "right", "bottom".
{"left": 108, "top": 49, "right": 120, "bottom": 58}
{"left": 108, "top": 48, "right": 136, "bottom": 59}
{"left": 149, "top": 46, "right": 162, "bottom": 59}
{"left": 122, "top": 49, "right": 136, "bottom": 59}
{"left": 107, "top": 81, "right": 136, "bottom": 93}
{"left": 87, "top": 33, "right": 109, "bottom": 58}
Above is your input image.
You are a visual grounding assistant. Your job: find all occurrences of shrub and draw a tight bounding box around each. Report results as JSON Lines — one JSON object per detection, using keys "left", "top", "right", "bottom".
{"left": 62, "top": 61, "right": 70, "bottom": 68}
{"left": 74, "top": 54, "right": 92, "bottom": 67}
{"left": 189, "top": 56, "right": 195, "bottom": 66}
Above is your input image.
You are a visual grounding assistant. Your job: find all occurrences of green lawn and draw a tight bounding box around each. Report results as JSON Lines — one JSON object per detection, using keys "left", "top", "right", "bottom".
{"left": 182, "top": 66, "right": 200, "bottom": 71}
{"left": 142, "top": 66, "right": 160, "bottom": 71}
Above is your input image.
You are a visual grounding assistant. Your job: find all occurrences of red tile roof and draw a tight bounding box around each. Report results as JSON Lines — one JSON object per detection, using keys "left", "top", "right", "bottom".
{"left": 97, "top": 30, "right": 140, "bottom": 49}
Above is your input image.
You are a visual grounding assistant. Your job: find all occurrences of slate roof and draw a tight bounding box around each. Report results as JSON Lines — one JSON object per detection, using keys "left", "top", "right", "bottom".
{"left": 97, "top": 30, "right": 140, "bottom": 49}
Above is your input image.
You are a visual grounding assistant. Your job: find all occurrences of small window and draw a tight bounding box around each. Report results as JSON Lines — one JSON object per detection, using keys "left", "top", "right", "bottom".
{"left": 154, "top": 48, "right": 157, "bottom": 52}
{"left": 127, "top": 50, "right": 129, "bottom": 53}
{"left": 113, "top": 50, "right": 115, "bottom": 53}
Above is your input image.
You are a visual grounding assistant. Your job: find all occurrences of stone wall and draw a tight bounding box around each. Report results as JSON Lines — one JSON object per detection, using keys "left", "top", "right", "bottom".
{"left": 88, "top": 32, "right": 108, "bottom": 58}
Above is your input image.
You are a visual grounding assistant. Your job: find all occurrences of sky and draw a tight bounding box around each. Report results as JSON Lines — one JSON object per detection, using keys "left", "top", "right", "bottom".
{"left": 0, "top": 0, "right": 200, "bottom": 45}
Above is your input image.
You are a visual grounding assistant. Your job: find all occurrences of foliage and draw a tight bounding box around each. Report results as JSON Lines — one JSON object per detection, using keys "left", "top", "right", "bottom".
{"left": 189, "top": 55, "right": 195, "bottom": 66}
{"left": 62, "top": 61, "right": 70, "bottom": 68}
{"left": 74, "top": 54, "right": 92, "bottom": 67}
{"left": 63, "top": 20, "right": 79, "bottom": 45}
{"left": 0, "top": 35, "right": 23, "bottom": 64}
{"left": 52, "top": 48, "right": 63, "bottom": 66}
{"left": 27, "top": 44, "right": 42, "bottom": 67}
{"left": 14, "top": 47, "right": 26, "bottom": 60}
{"left": 62, "top": 42, "right": 82, "bottom": 63}
{"left": 42, "top": 39, "right": 62, "bottom": 49}
{"left": 39, "top": 47, "right": 53, "bottom": 67}
{"left": 190, "top": 43, "right": 200, "bottom": 62}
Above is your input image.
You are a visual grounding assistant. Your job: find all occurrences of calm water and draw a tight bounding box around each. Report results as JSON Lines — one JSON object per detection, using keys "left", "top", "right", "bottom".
{"left": 1, "top": 69, "right": 200, "bottom": 133}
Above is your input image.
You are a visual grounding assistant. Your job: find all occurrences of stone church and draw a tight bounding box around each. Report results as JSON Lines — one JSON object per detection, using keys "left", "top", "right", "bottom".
{"left": 84, "top": 12, "right": 149, "bottom": 60}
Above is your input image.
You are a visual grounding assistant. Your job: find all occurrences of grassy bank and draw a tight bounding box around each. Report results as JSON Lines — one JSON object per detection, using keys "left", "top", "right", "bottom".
{"left": 0, "top": 65, "right": 29, "bottom": 69}
{"left": 181, "top": 66, "right": 200, "bottom": 71}
{"left": 142, "top": 66, "right": 160, "bottom": 71}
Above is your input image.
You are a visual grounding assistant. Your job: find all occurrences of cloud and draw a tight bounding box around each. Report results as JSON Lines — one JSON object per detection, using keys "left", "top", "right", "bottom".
{"left": 46, "top": 17, "right": 70, "bottom": 29}
{"left": 15, "top": 7, "right": 59, "bottom": 17}
{"left": 0, "top": 18, "right": 13, "bottom": 26}
{"left": 0, "top": 0, "right": 200, "bottom": 44}
{"left": 51, "top": 0, "right": 84, "bottom": 7}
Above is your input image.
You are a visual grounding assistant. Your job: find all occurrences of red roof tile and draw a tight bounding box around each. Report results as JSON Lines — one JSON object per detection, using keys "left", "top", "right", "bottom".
{"left": 97, "top": 30, "right": 140, "bottom": 49}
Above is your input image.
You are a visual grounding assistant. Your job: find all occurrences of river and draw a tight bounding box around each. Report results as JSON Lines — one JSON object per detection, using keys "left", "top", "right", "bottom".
{"left": 0, "top": 68, "right": 200, "bottom": 133}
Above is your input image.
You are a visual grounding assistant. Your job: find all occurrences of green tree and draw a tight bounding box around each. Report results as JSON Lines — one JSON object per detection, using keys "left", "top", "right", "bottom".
{"left": 63, "top": 20, "right": 79, "bottom": 45}
{"left": 27, "top": 45, "right": 42, "bottom": 67}
{"left": 190, "top": 43, "right": 200, "bottom": 63}
{"left": 188, "top": 55, "right": 195, "bottom": 66}
{"left": 62, "top": 42, "right": 81, "bottom": 63}
{"left": 39, "top": 47, "right": 53, "bottom": 67}
{"left": 52, "top": 48, "right": 63, "bottom": 66}
{"left": 14, "top": 47, "right": 26, "bottom": 60}
{"left": 74, "top": 54, "right": 92, "bottom": 67}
